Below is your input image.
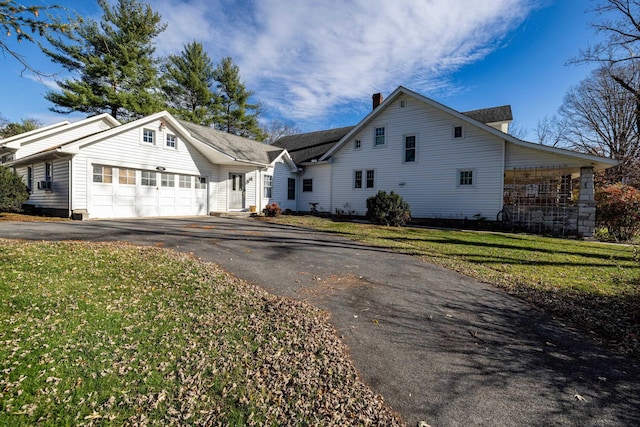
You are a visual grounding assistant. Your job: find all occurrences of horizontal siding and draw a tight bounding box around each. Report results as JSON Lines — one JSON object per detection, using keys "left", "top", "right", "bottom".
{"left": 263, "top": 159, "right": 297, "bottom": 211}
{"left": 330, "top": 94, "right": 504, "bottom": 219}
{"left": 16, "top": 118, "right": 114, "bottom": 159}
{"left": 505, "top": 143, "right": 591, "bottom": 170}
{"left": 214, "top": 165, "right": 260, "bottom": 211}
{"left": 22, "top": 158, "right": 69, "bottom": 211}
{"left": 299, "top": 164, "right": 331, "bottom": 213}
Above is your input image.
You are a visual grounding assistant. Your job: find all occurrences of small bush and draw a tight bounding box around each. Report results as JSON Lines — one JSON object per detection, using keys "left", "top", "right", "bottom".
{"left": 0, "top": 166, "right": 29, "bottom": 213}
{"left": 595, "top": 183, "right": 640, "bottom": 241}
{"left": 366, "top": 190, "right": 411, "bottom": 226}
{"left": 263, "top": 202, "right": 282, "bottom": 217}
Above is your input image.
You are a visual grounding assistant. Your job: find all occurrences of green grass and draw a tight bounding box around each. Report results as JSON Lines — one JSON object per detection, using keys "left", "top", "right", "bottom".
{"left": 267, "top": 216, "right": 640, "bottom": 355}
{"left": 0, "top": 240, "right": 401, "bottom": 426}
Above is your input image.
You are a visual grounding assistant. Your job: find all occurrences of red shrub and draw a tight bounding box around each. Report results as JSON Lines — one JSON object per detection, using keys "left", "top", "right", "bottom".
{"left": 263, "top": 202, "right": 282, "bottom": 217}
{"left": 596, "top": 183, "right": 640, "bottom": 241}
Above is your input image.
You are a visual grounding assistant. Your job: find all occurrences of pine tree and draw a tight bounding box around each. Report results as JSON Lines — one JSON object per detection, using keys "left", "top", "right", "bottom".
{"left": 43, "top": 0, "right": 166, "bottom": 121}
{"left": 162, "top": 41, "right": 216, "bottom": 126}
{"left": 212, "top": 57, "right": 265, "bottom": 141}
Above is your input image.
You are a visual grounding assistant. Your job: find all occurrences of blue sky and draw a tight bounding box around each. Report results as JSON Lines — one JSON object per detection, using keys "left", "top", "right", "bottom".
{"left": 1, "top": 0, "right": 603, "bottom": 139}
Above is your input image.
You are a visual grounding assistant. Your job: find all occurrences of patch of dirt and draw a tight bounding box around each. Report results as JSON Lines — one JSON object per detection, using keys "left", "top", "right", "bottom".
{"left": 298, "top": 273, "right": 377, "bottom": 299}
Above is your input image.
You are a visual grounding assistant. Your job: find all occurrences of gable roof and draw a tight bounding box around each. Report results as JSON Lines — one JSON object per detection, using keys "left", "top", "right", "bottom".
{"left": 273, "top": 126, "right": 354, "bottom": 163}
{"left": 0, "top": 120, "right": 71, "bottom": 146}
{"left": 462, "top": 105, "right": 512, "bottom": 124}
{"left": 319, "top": 86, "right": 618, "bottom": 170}
{"left": 178, "top": 120, "right": 287, "bottom": 166}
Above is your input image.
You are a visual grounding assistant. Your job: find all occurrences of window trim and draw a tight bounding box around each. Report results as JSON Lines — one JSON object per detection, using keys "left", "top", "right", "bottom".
{"left": 142, "top": 128, "right": 156, "bottom": 145}
{"left": 141, "top": 170, "right": 157, "bottom": 187}
{"left": 287, "top": 178, "right": 296, "bottom": 200}
{"left": 92, "top": 165, "right": 113, "bottom": 184}
{"left": 165, "top": 133, "right": 177, "bottom": 150}
{"left": 403, "top": 134, "right": 417, "bottom": 163}
{"left": 354, "top": 139, "right": 362, "bottom": 150}
{"left": 457, "top": 168, "right": 476, "bottom": 188}
{"left": 264, "top": 174, "right": 273, "bottom": 198}
{"left": 366, "top": 169, "right": 375, "bottom": 189}
{"left": 118, "top": 168, "right": 136, "bottom": 185}
{"left": 178, "top": 174, "right": 191, "bottom": 188}
{"left": 27, "top": 165, "right": 33, "bottom": 190}
{"left": 45, "top": 161, "right": 53, "bottom": 182}
{"left": 160, "top": 172, "right": 175, "bottom": 187}
{"left": 302, "top": 178, "right": 313, "bottom": 192}
{"left": 195, "top": 177, "right": 207, "bottom": 190}
{"left": 373, "top": 126, "right": 386, "bottom": 147}
{"left": 452, "top": 125, "right": 465, "bottom": 140}
{"left": 354, "top": 170, "right": 363, "bottom": 189}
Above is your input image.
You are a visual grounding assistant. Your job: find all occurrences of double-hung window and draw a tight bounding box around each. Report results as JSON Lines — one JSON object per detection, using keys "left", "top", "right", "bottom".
{"left": 404, "top": 135, "right": 416, "bottom": 163}
{"left": 166, "top": 134, "right": 177, "bottom": 149}
{"left": 354, "top": 170, "right": 375, "bottom": 189}
{"left": 366, "top": 170, "right": 375, "bottom": 188}
{"left": 143, "top": 129, "right": 155, "bottom": 145}
{"left": 354, "top": 170, "right": 362, "bottom": 189}
{"left": 264, "top": 175, "right": 273, "bottom": 198}
{"left": 374, "top": 127, "right": 385, "bottom": 146}
{"left": 302, "top": 178, "right": 313, "bottom": 192}
{"left": 458, "top": 169, "right": 474, "bottom": 187}
{"left": 27, "top": 166, "right": 33, "bottom": 190}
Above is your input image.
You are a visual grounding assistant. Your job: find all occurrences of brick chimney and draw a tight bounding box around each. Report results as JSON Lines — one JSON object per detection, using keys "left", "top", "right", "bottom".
{"left": 372, "top": 93, "right": 383, "bottom": 110}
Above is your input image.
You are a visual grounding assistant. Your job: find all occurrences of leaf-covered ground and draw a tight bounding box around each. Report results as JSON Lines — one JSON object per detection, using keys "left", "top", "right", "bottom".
{"left": 0, "top": 240, "right": 403, "bottom": 426}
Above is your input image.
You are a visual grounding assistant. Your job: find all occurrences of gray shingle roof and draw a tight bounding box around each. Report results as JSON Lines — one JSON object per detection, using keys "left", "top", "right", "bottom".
{"left": 273, "top": 126, "right": 355, "bottom": 163}
{"left": 179, "top": 120, "right": 284, "bottom": 165}
{"left": 462, "top": 105, "right": 513, "bottom": 124}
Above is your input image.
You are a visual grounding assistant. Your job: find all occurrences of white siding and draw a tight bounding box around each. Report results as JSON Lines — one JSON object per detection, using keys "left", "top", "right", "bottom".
{"left": 329, "top": 94, "right": 505, "bottom": 219}
{"left": 299, "top": 163, "right": 332, "bottom": 213}
{"left": 213, "top": 165, "right": 260, "bottom": 212}
{"left": 15, "top": 118, "right": 114, "bottom": 159}
{"left": 262, "top": 159, "right": 297, "bottom": 211}
{"left": 505, "top": 143, "right": 589, "bottom": 170}
{"left": 22, "top": 158, "right": 70, "bottom": 211}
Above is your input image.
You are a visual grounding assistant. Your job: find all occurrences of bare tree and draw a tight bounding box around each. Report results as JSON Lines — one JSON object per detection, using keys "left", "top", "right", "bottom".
{"left": 262, "top": 119, "right": 301, "bottom": 144}
{"left": 559, "top": 66, "right": 640, "bottom": 185}
{"left": 534, "top": 115, "right": 566, "bottom": 147}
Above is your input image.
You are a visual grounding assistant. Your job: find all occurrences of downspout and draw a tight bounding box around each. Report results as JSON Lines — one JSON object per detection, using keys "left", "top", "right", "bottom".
{"left": 500, "top": 140, "right": 506, "bottom": 213}
{"left": 68, "top": 158, "right": 72, "bottom": 218}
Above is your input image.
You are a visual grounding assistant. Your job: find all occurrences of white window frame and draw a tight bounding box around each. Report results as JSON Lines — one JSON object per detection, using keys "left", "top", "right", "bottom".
{"left": 141, "top": 170, "right": 157, "bottom": 186}
{"left": 45, "top": 161, "right": 53, "bottom": 183}
{"left": 264, "top": 174, "right": 273, "bottom": 198}
{"left": 457, "top": 168, "right": 476, "bottom": 188}
{"left": 92, "top": 165, "right": 113, "bottom": 184}
{"left": 165, "top": 134, "right": 177, "bottom": 149}
{"left": 366, "top": 169, "right": 375, "bottom": 189}
{"left": 403, "top": 134, "right": 417, "bottom": 163}
{"left": 373, "top": 126, "right": 386, "bottom": 147}
{"left": 354, "top": 139, "right": 362, "bottom": 150}
{"left": 142, "top": 128, "right": 156, "bottom": 145}
{"left": 119, "top": 168, "right": 136, "bottom": 185}
{"left": 354, "top": 170, "right": 363, "bottom": 189}
{"left": 160, "top": 173, "right": 174, "bottom": 187}
{"left": 195, "top": 177, "right": 207, "bottom": 189}
{"left": 287, "top": 178, "right": 296, "bottom": 200}
{"left": 27, "top": 165, "right": 33, "bottom": 190}
{"left": 178, "top": 175, "right": 191, "bottom": 188}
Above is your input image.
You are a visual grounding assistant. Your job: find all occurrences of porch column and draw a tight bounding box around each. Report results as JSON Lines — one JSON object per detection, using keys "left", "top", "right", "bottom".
{"left": 577, "top": 166, "right": 596, "bottom": 238}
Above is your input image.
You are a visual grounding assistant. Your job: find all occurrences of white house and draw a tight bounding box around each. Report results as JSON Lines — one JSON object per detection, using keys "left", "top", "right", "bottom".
{"left": 275, "top": 86, "right": 618, "bottom": 236}
{"left": 0, "top": 111, "right": 297, "bottom": 219}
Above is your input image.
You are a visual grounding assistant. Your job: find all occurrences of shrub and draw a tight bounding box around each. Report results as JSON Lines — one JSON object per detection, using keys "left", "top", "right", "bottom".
{"left": 366, "top": 190, "right": 411, "bottom": 226}
{"left": 595, "top": 183, "right": 640, "bottom": 241}
{"left": 0, "top": 166, "right": 29, "bottom": 213}
{"left": 263, "top": 202, "right": 282, "bottom": 217}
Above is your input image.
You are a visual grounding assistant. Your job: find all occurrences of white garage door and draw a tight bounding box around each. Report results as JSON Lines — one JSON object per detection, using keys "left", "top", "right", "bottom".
{"left": 90, "top": 166, "right": 208, "bottom": 218}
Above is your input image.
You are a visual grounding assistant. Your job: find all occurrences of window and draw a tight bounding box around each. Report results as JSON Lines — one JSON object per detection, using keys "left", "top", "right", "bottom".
{"left": 374, "top": 127, "right": 385, "bottom": 146}
{"left": 92, "top": 165, "right": 113, "bottom": 183}
{"left": 404, "top": 135, "right": 416, "bottom": 163}
{"left": 354, "top": 170, "right": 362, "bottom": 189}
{"left": 161, "top": 173, "right": 174, "bottom": 187}
{"left": 453, "top": 125, "right": 464, "bottom": 139}
{"left": 458, "top": 169, "right": 474, "bottom": 187}
{"left": 45, "top": 162, "right": 53, "bottom": 182}
{"left": 303, "top": 178, "right": 313, "bottom": 192}
{"left": 400, "top": 99, "right": 407, "bottom": 108}
{"left": 143, "top": 128, "right": 155, "bottom": 144}
{"left": 166, "top": 134, "right": 177, "bottom": 149}
{"left": 264, "top": 175, "right": 273, "bottom": 198}
{"left": 288, "top": 178, "right": 296, "bottom": 200}
{"left": 141, "top": 170, "right": 156, "bottom": 186}
{"left": 179, "top": 175, "right": 191, "bottom": 188}
{"left": 366, "top": 170, "right": 375, "bottom": 188}
{"left": 27, "top": 166, "right": 33, "bottom": 190}
{"left": 119, "top": 168, "right": 136, "bottom": 185}
{"left": 195, "top": 177, "right": 207, "bottom": 189}
{"left": 354, "top": 139, "right": 361, "bottom": 150}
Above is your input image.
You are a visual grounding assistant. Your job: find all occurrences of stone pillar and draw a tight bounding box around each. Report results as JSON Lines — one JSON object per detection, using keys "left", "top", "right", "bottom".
{"left": 577, "top": 166, "right": 596, "bottom": 238}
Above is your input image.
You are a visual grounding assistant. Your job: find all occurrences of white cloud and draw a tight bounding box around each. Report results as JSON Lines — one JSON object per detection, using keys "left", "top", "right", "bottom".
{"left": 151, "top": 0, "right": 537, "bottom": 126}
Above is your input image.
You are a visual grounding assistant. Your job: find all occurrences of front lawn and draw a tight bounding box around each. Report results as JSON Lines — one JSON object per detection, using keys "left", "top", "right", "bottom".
{"left": 266, "top": 216, "right": 640, "bottom": 356}
{"left": 0, "top": 240, "right": 402, "bottom": 426}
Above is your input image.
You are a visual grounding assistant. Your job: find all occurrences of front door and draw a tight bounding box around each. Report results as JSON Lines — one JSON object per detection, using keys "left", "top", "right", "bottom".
{"left": 228, "top": 173, "right": 245, "bottom": 209}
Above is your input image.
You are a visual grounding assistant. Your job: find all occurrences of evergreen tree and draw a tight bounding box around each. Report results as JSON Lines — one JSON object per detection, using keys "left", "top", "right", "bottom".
{"left": 0, "top": 116, "right": 42, "bottom": 138}
{"left": 162, "top": 41, "right": 215, "bottom": 126}
{"left": 212, "top": 57, "right": 265, "bottom": 141}
{"left": 43, "top": 0, "right": 166, "bottom": 121}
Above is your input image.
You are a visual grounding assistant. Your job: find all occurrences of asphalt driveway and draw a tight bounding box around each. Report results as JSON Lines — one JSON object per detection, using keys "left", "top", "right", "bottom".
{"left": 1, "top": 216, "right": 639, "bottom": 426}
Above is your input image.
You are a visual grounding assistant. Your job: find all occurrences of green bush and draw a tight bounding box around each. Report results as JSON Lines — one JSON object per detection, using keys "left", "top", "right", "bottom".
{"left": 0, "top": 166, "right": 29, "bottom": 213}
{"left": 595, "top": 183, "right": 640, "bottom": 241}
{"left": 366, "top": 190, "right": 411, "bottom": 226}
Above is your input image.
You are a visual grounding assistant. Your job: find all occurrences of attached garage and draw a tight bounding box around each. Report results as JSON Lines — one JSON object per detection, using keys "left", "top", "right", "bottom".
{"left": 89, "top": 165, "right": 208, "bottom": 219}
